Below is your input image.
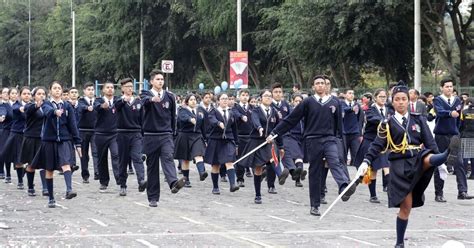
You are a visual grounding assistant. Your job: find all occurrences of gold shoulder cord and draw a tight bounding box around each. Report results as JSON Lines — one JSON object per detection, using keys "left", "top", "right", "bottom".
{"left": 376, "top": 121, "right": 408, "bottom": 154}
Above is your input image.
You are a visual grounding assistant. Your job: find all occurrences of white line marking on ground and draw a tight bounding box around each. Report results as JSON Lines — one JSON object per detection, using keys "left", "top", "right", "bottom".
{"left": 88, "top": 218, "right": 108, "bottom": 227}
{"left": 238, "top": 237, "right": 273, "bottom": 247}
{"left": 435, "top": 215, "right": 474, "bottom": 223}
{"left": 285, "top": 200, "right": 303, "bottom": 205}
{"left": 267, "top": 215, "right": 297, "bottom": 224}
{"left": 134, "top": 202, "right": 149, "bottom": 208}
{"left": 180, "top": 216, "right": 204, "bottom": 225}
{"left": 55, "top": 203, "right": 68, "bottom": 210}
{"left": 284, "top": 229, "right": 474, "bottom": 234}
{"left": 340, "top": 235, "right": 379, "bottom": 247}
{"left": 15, "top": 231, "right": 272, "bottom": 239}
{"left": 212, "top": 201, "right": 234, "bottom": 208}
{"left": 135, "top": 239, "right": 158, "bottom": 248}
{"left": 72, "top": 181, "right": 81, "bottom": 186}
{"left": 348, "top": 214, "right": 382, "bottom": 223}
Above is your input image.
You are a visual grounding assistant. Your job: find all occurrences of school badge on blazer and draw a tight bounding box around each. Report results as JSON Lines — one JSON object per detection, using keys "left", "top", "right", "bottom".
{"left": 136, "top": 104, "right": 141, "bottom": 110}
{"left": 162, "top": 101, "right": 169, "bottom": 109}
{"left": 330, "top": 105, "right": 336, "bottom": 114}
{"left": 412, "top": 124, "right": 420, "bottom": 132}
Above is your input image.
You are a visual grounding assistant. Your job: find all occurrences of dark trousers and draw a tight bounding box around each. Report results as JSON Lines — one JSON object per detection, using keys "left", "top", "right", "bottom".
{"left": 236, "top": 135, "right": 249, "bottom": 182}
{"left": 117, "top": 132, "right": 145, "bottom": 188}
{"left": 95, "top": 133, "right": 120, "bottom": 186}
{"left": 307, "top": 137, "right": 350, "bottom": 207}
{"left": 80, "top": 131, "right": 98, "bottom": 179}
{"left": 434, "top": 134, "right": 468, "bottom": 195}
{"left": 144, "top": 134, "right": 178, "bottom": 202}
{"left": 0, "top": 129, "right": 11, "bottom": 176}
{"left": 343, "top": 134, "right": 361, "bottom": 166}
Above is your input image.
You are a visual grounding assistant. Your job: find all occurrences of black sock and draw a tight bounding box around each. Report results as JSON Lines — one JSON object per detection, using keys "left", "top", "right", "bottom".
{"left": 16, "top": 168, "right": 24, "bottom": 183}
{"left": 26, "top": 171, "right": 35, "bottom": 190}
{"left": 429, "top": 150, "right": 449, "bottom": 167}
{"left": 227, "top": 168, "right": 236, "bottom": 186}
{"left": 5, "top": 163, "right": 11, "bottom": 177}
{"left": 196, "top": 162, "right": 205, "bottom": 174}
{"left": 289, "top": 169, "right": 295, "bottom": 177}
{"left": 382, "top": 172, "right": 388, "bottom": 188}
{"left": 368, "top": 179, "right": 377, "bottom": 197}
{"left": 63, "top": 170, "right": 72, "bottom": 192}
{"left": 39, "top": 170, "right": 47, "bottom": 191}
{"left": 396, "top": 217, "right": 408, "bottom": 245}
{"left": 219, "top": 164, "right": 227, "bottom": 177}
{"left": 211, "top": 173, "right": 219, "bottom": 189}
{"left": 182, "top": 169, "right": 189, "bottom": 181}
{"left": 254, "top": 175, "right": 262, "bottom": 197}
{"left": 46, "top": 178, "right": 54, "bottom": 200}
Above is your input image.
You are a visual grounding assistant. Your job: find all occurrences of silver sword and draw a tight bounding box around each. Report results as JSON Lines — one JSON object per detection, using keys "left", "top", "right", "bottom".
{"left": 232, "top": 134, "right": 278, "bottom": 166}
{"left": 320, "top": 174, "right": 363, "bottom": 220}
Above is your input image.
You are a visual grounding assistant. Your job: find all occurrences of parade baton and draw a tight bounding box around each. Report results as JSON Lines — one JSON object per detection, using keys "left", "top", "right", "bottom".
{"left": 232, "top": 134, "right": 278, "bottom": 166}
{"left": 320, "top": 174, "right": 362, "bottom": 220}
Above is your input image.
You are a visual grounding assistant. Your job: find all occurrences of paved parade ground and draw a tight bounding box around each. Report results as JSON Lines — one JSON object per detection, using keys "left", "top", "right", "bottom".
{"left": 1, "top": 164, "right": 473, "bottom": 247}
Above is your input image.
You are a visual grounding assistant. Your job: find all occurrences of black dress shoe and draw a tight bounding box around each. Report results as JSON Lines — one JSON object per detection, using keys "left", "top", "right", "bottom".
{"left": 171, "top": 177, "right": 186, "bottom": 193}
{"left": 119, "top": 187, "right": 127, "bottom": 196}
{"left": 295, "top": 181, "right": 303, "bottom": 187}
{"left": 457, "top": 192, "right": 474, "bottom": 200}
{"left": 127, "top": 169, "right": 134, "bottom": 175}
{"left": 65, "top": 191, "right": 77, "bottom": 199}
{"left": 278, "top": 169, "right": 290, "bottom": 185}
{"left": 254, "top": 196, "right": 262, "bottom": 204}
{"left": 383, "top": 186, "right": 388, "bottom": 192}
{"left": 28, "top": 189, "right": 36, "bottom": 197}
{"left": 199, "top": 171, "right": 208, "bottom": 181}
{"left": 394, "top": 243, "right": 404, "bottom": 248}
{"left": 72, "top": 165, "right": 80, "bottom": 172}
{"left": 268, "top": 187, "right": 277, "bottom": 194}
{"left": 221, "top": 176, "right": 228, "bottom": 182}
{"left": 370, "top": 196, "right": 381, "bottom": 203}
{"left": 245, "top": 170, "right": 253, "bottom": 178}
{"left": 292, "top": 168, "right": 302, "bottom": 181}
{"left": 321, "top": 197, "right": 327, "bottom": 204}
{"left": 184, "top": 180, "right": 192, "bottom": 188}
{"left": 42, "top": 190, "right": 49, "bottom": 196}
{"left": 138, "top": 180, "right": 147, "bottom": 192}
{"left": 212, "top": 188, "right": 220, "bottom": 195}
{"left": 48, "top": 199, "right": 56, "bottom": 208}
{"left": 17, "top": 183, "right": 24, "bottom": 190}
{"left": 149, "top": 200, "right": 158, "bottom": 207}
{"left": 310, "top": 207, "right": 321, "bottom": 216}
{"left": 446, "top": 135, "right": 461, "bottom": 167}
{"left": 230, "top": 185, "right": 240, "bottom": 192}
{"left": 93, "top": 174, "right": 99, "bottom": 180}
{"left": 237, "top": 181, "right": 245, "bottom": 187}
{"left": 300, "top": 170, "right": 307, "bottom": 181}
{"left": 435, "top": 195, "right": 447, "bottom": 202}
{"left": 341, "top": 180, "right": 359, "bottom": 202}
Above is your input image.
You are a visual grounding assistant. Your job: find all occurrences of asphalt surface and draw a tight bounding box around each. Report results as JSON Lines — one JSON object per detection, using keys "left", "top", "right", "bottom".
{"left": 1, "top": 161, "right": 473, "bottom": 247}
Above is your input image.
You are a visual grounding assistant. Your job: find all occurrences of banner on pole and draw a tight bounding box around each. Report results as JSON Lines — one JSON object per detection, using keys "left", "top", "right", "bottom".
{"left": 229, "top": 51, "right": 248, "bottom": 89}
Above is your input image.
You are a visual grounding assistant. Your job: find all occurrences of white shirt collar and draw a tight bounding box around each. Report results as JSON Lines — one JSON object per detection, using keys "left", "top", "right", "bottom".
{"left": 345, "top": 100, "right": 353, "bottom": 106}
{"left": 314, "top": 94, "right": 330, "bottom": 103}
{"left": 151, "top": 88, "right": 164, "bottom": 98}
{"left": 440, "top": 94, "right": 455, "bottom": 105}
{"left": 84, "top": 96, "right": 94, "bottom": 104}
{"left": 217, "top": 106, "right": 228, "bottom": 118}
{"left": 122, "top": 95, "right": 135, "bottom": 103}
{"left": 260, "top": 104, "right": 271, "bottom": 114}
{"left": 9, "top": 100, "right": 15, "bottom": 105}
{"left": 103, "top": 96, "right": 114, "bottom": 104}
{"left": 240, "top": 102, "right": 248, "bottom": 109}
{"left": 394, "top": 111, "right": 409, "bottom": 125}
{"left": 51, "top": 99, "right": 63, "bottom": 105}
{"left": 186, "top": 106, "right": 196, "bottom": 113}
{"left": 273, "top": 100, "right": 280, "bottom": 106}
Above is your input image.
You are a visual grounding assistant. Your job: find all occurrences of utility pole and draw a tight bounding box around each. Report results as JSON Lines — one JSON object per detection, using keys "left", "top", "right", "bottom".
{"left": 71, "top": 0, "right": 76, "bottom": 87}
{"left": 237, "top": 0, "right": 242, "bottom": 52}
{"left": 28, "top": 0, "right": 31, "bottom": 86}
{"left": 414, "top": 0, "right": 421, "bottom": 91}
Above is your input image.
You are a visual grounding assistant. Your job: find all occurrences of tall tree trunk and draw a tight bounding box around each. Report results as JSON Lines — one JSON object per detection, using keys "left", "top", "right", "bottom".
{"left": 199, "top": 48, "right": 217, "bottom": 85}
{"left": 341, "top": 62, "right": 351, "bottom": 88}
{"left": 249, "top": 61, "right": 261, "bottom": 89}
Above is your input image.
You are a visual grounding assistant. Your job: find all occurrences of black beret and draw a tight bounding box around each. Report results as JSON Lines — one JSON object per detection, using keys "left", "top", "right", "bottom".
{"left": 392, "top": 80, "right": 409, "bottom": 100}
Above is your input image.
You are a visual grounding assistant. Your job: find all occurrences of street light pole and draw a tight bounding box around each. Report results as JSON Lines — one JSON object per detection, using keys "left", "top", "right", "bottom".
{"left": 237, "top": 0, "right": 242, "bottom": 52}
{"left": 71, "top": 0, "right": 76, "bottom": 87}
{"left": 28, "top": 0, "right": 31, "bottom": 86}
{"left": 139, "top": 0, "right": 144, "bottom": 91}
{"left": 414, "top": 0, "right": 421, "bottom": 91}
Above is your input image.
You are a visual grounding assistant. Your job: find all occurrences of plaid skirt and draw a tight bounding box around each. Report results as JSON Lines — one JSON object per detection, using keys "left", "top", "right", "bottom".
{"left": 461, "top": 138, "right": 474, "bottom": 159}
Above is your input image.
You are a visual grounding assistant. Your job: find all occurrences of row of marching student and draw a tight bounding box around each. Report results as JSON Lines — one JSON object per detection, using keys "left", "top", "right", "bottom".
{"left": 0, "top": 71, "right": 472, "bottom": 246}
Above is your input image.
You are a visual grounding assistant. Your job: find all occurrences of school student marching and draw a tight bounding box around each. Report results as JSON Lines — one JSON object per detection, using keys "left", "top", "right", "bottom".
{"left": 267, "top": 75, "right": 354, "bottom": 216}
{"left": 2, "top": 87, "right": 31, "bottom": 189}
{"left": 140, "top": 69, "right": 186, "bottom": 207}
{"left": 0, "top": 87, "right": 14, "bottom": 181}
{"left": 94, "top": 81, "right": 120, "bottom": 191}
{"left": 341, "top": 89, "right": 363, "bottom": 166}
{"left": 283, "top": 94, "right": 307, "bottom": 187}
{"left": 356, "top": 83, "right": 459, "bottom": 248}
{"left": 353, "top": 89, "right": 392, "bottom": 203}
{"left": 115, "top": 78, "right": 147, "bottom": 196}
{"left": 204, "top": 93, "right": 240, "bottom": 195}
{"left": 22, "top": 87, "right": 48, "bottom": 196}
{"left": 240, "top": 89, "right": 285, "bottom": 203}
{"left": 30, "top": 81, "right": 82, "bottom": 208}
{"left": 77, "top": 82, "right": 99, "bottom": 183}
{"left": 270, "top": 83, "right": 291, "bottom": 187}
{"left": 232, "top": 89, "right": 254, "bottom": 187}
{"left": 432, "top": 79, "right": 473, "bottom": 202}
{"left": 174, "top": 93, "right": 208, "bottom": 187}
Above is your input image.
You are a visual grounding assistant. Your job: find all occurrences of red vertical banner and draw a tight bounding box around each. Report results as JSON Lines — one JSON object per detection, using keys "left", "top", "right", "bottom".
{"left": 229, "top": 51, "right": 248, "bottom": 89}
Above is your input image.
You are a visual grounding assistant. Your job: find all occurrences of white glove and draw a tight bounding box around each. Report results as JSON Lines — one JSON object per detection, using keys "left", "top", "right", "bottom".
{"left": 438, "top": 164, "right": 448, "bottom": 181}
{"left": 357, "top": 162, "right": 369, "bottom": 177}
